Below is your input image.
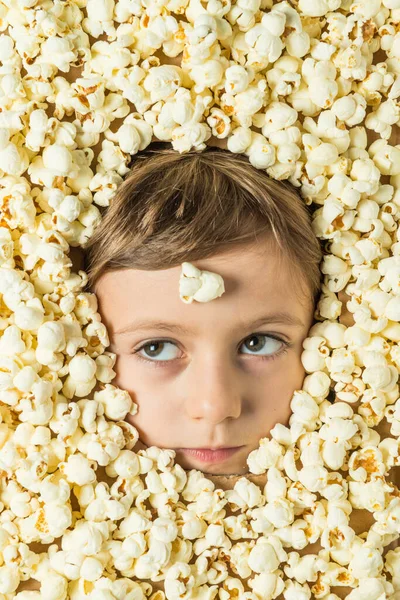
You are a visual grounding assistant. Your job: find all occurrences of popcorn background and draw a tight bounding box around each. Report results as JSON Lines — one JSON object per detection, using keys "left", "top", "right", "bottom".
{"left": 1, "top": 0, "right": 400, "bottom": 598}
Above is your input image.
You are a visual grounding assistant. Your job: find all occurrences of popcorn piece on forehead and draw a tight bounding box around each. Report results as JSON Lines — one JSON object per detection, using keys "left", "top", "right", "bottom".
{"left": 179, "top": 261, "right": 225, "bottom": 304}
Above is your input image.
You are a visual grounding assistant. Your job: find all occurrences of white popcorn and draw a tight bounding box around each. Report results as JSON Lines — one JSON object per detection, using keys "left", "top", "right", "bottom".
{"left": 80, "top": 556, "right": 104, "bottom": 581}
{"left": 63, "top": 353, "right": 97, "bottom": 398}
{"left": 226, "top": 126, "right": 252, "bottom": 153}
{"left": 25, "top": 109, "right": 50, "bottom": 152}
{"left": 144, "top": 65, "right": 183, "bottom": 103}
{"left": 42, "top": 144, "right": 74, "bottom": 177}
{"left": 248, "top": 536, "right": 287, "bottom": 573}
{"left": 262, "top": 102, "right": 298, "bottom": 136}
{"left": 298, "top": 0, "right": 341, "bottom": 16}
{"left": 0, "top": 565, "right": 20, "bottom": 593}
{"left": 225, "top": 64, "right": 250, "bottom": 94}
{"left": 40, "top": 37, "right": 77, "bottom": 73}
{"left": 246, "top": 132, "right": 276, "bottom": 169}
{"left": 348, "top": 545, "right": 384, "bottom": 579}
{"left": 286, "top": 31, "right": 310, "bottom": 58}
{"left": 94, "top": 384, "right": 134, "bottom": 421}
{"left": 61, "top": 454, "right": 97, "bottom": 486}
{"left": 179, "top": 261, "right": 225, "bottom": 303}
{"left": 36, "top": 321, "right": 66, "bottom": 367}
{"left": 115, "top": 122, "right": 142, "bottom": 154}
{"left": 0, "top": 0, "right": 398, "bottom": 594}
{"left": 0, "top": 141, "right": 28, "bottom": 176}
{"left": 14, "top": 300, "right": 45, "bottom": 332}
{"left": 89, "top": 171, "right": 123, "bottom": 207}
{"left": 247, "top": 438, "right": 284, "bottom": 475}
{"left": 372, "top": 142, "right": 400, "bottom": 176}
{"left": 308, "top": 142, "right": 339, "bottom": 167}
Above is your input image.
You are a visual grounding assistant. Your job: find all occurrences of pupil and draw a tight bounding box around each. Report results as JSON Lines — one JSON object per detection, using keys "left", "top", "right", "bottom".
{"left": 247, "top": 335, "right": 263, "bottom": 351}
{"left": 148, "top": 342, "right": 161, "bottom": 356}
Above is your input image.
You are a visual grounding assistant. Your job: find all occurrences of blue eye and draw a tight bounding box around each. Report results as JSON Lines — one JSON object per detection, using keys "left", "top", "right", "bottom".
{"left": 133, "top": 333, "right": 291, "bottom": 368}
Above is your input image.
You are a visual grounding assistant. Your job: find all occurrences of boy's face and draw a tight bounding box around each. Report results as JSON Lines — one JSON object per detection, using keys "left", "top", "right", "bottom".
{"left": 95, "top": 238, "right": 315, "bottom": 475}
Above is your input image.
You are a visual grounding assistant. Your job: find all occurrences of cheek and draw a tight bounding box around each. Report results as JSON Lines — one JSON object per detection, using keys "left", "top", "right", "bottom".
{"left": 287, "top": 348, "right": 307, "bottom": 389}
{"left": 113, "top": 355, "right": 176, "bottom": 443}
{"left": 112, "top": 354, "right": 164, "bottom": 399}
{"left": 251, "top": 354, "right": 306, "bottom": 433}
{"left": 255, "top": 351, "right": 305, "bottom": 406}
{"left": 112, "top": 353, "right": 134, "bottom": 388}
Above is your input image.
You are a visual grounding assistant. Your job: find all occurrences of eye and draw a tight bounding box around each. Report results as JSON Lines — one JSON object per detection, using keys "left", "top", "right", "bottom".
{"left": 136, "top": 340, "right": 180, "bottom": 362}
{"left": 133, "top": 333, "right": 291, "bottom": 367}
{"left": 241, "top": 334, "right": 286, "bottom": 357}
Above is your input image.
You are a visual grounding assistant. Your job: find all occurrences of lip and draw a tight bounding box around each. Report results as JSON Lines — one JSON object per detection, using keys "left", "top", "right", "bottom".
{"left": 176, "top": 446, "right": 244, "bottom": 463}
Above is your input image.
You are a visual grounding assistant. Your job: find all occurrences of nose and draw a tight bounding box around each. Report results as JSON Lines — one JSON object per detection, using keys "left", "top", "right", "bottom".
{"left": 183, "top": 352, "right": 242, "bottom": 423}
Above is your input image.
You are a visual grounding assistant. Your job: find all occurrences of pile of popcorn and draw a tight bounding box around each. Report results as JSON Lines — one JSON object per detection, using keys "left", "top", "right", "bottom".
{"left": 0, "top": 0, "right": 400, "bottom": 598}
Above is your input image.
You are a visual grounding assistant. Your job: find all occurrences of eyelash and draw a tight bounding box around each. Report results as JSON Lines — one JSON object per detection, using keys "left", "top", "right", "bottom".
{"left": 132, "top": 333, "right": 293, "bottom": 369}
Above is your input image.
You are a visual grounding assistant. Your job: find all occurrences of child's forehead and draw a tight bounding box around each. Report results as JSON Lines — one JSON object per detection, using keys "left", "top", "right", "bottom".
{"left": 100, "top": 241, "right": 290, "bottom": 297}
{"left": 96, "top": 243, "right": 309, "bottom": 336}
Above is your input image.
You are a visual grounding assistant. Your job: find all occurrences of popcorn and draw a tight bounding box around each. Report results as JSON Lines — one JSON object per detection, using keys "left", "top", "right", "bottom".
{"left": 371, "top": 141, "right": 400, "bottom": 176}
{"left": 84, "top": 0, "right": 116, "bottom": 39}
{"left": 144, "top": 65, "right": 183, "bottom": 103}
{"left": 179, "top": 261, "right": 225, "bottom": 303}
{"left": 42, "top": 144, "right": 74, "bottom": 177}
{"left": 14, "top": 300, "right": 45, "bottom": 332}
{"left": 348, "top": 545, "right": 384, "bottom": 579}
{"left": 25, "top": 109, "right": 50, "bottom": 152}
{"left": 60, "top": 454, "right": 97, "bottom": 486}
{"left": 40, "top": 37, "right": 77, "bottom": 73}
{"left": 0, "top": 565, "right": 20, "bottom": 593}
{"left": 0, "top": 0, "right": 398, "bottom": 595}
{"left": 246, "top": 132, "right": 276, "bottom": 169}
{"left": 298, "top": 0, "right": 341, "bottom": 17}
{"left": 286, "top": 31, "right": 310, "bottom": 58}
{"left": 94, "top": 384, "right": 134, "bottom": 421}
{"left": 248, "top": 536, "right": 287, "bottom": 574}
{"left": 262, "top": 102, "right": 298, "bottom": 137}
{"left": 89, "top": 171, "right": 123, "bottom": 207}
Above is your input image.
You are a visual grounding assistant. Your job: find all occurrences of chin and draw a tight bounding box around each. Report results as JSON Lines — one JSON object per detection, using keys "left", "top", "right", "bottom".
{"left": 205, "top": 468, "right": 249, "bottom": 476}
{"left": 177, "top": 457, "right": 249, "bottom": 476}
{"left": 204, "top": 466, "right": 249, "bottom": 476}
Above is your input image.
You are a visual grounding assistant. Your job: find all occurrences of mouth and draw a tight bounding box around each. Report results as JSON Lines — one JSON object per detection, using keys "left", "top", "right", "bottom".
{"left": 175, "top": 446, "right": 244, "bottom": 463}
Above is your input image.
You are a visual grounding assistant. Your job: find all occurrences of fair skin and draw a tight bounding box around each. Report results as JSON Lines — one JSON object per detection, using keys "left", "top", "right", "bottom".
{"left": 95, "top": 236, "right": 315, "bottom": 476}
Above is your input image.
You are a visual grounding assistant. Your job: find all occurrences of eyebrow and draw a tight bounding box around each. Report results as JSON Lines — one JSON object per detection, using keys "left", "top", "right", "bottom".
{"left": 113, "top": 312, "right": 304, "bottom": 336}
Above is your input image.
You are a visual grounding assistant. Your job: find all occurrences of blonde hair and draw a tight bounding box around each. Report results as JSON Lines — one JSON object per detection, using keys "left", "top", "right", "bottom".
{"left": 83, "top": 143, "right": 323, "bottom": 305}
